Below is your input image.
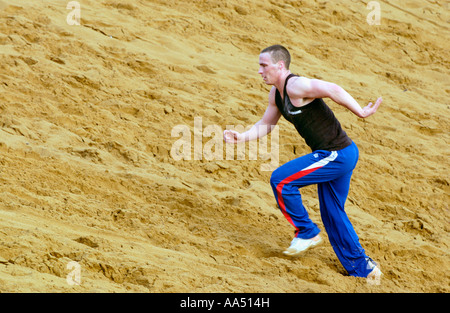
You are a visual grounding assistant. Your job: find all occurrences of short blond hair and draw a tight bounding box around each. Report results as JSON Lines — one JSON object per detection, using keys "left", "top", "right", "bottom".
{"left": 261, "top": 45, "right": 291, "bottom": 69}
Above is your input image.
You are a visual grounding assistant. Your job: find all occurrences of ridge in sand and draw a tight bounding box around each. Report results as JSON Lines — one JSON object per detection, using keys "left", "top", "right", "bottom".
{"left": 0, "top": 0, "right": 448, "bottom": 293}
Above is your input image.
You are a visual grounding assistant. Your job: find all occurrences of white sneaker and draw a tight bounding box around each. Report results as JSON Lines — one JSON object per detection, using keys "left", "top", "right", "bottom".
{"left": 283, "top": 235, "right": 322, "bottom": 257}
{"left": 366, "top": 260, "right": 383, "bottom": 285}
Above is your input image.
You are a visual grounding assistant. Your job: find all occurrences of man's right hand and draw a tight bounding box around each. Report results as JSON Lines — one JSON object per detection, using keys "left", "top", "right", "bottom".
{"left": 223, "top": 130, "right": 242, "bottom": 144}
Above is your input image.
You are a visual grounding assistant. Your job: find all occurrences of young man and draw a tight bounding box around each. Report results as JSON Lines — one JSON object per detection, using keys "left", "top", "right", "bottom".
{"left": 223, "top": 45, "right": 382, "bottom": 279}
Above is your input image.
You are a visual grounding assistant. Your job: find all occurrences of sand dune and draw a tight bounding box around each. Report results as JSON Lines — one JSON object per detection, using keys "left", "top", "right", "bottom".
{"left": 0, "top": 0, "right": 448, "bottom": 292}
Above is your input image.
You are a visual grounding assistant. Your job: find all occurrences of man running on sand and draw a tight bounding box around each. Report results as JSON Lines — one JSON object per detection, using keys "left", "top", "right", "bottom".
{"left": 223, "top": 45, "right": 382, "bottom": 279}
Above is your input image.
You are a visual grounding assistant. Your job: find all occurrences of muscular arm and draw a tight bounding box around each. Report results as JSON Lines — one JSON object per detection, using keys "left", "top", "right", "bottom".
{"left": 224, "top": 87, "right": 281, "bottom": 143}
{"left": 288, "top": 77, "right": 382, "bottom": 118}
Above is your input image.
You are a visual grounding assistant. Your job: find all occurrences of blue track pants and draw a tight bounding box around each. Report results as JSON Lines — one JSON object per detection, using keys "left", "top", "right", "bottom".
{"left": 270, "top": 142, "right": 372, "bottom": 277}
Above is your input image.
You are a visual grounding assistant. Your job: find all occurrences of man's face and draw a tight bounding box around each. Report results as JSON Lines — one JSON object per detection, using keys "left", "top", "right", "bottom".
{"left": 258, "top": 52, "right": 281, "bottom": 85}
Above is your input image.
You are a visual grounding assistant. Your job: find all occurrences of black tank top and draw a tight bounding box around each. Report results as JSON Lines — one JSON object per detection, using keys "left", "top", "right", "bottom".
{"left": 275, "top": 74, "right": 352, "bottom": 152}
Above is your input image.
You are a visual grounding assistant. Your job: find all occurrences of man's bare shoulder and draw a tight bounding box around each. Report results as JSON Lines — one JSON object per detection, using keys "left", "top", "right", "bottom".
{"left": 268, "top": 86, "right": 277, "bottom": 103}
{"left": 286, "top": 76, "right": 313, "bottom": 98}
{"left": 287, "top": 76, "right": 311, "bottom": 88}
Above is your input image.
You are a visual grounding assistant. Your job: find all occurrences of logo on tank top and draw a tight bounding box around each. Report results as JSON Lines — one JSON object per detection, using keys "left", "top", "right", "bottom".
{"left": 287, "top": 108, "right": 302, "bottom": 115}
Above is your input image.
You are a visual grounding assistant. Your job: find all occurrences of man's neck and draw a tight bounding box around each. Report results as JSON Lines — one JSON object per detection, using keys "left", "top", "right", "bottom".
{"left": 274, "top": 70, "right": 292, "bottom": 94}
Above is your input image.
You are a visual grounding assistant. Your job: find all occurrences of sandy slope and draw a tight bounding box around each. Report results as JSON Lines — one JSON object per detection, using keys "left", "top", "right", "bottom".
{"left": 0, "top": 0, "right": 448, "bottom": 292}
